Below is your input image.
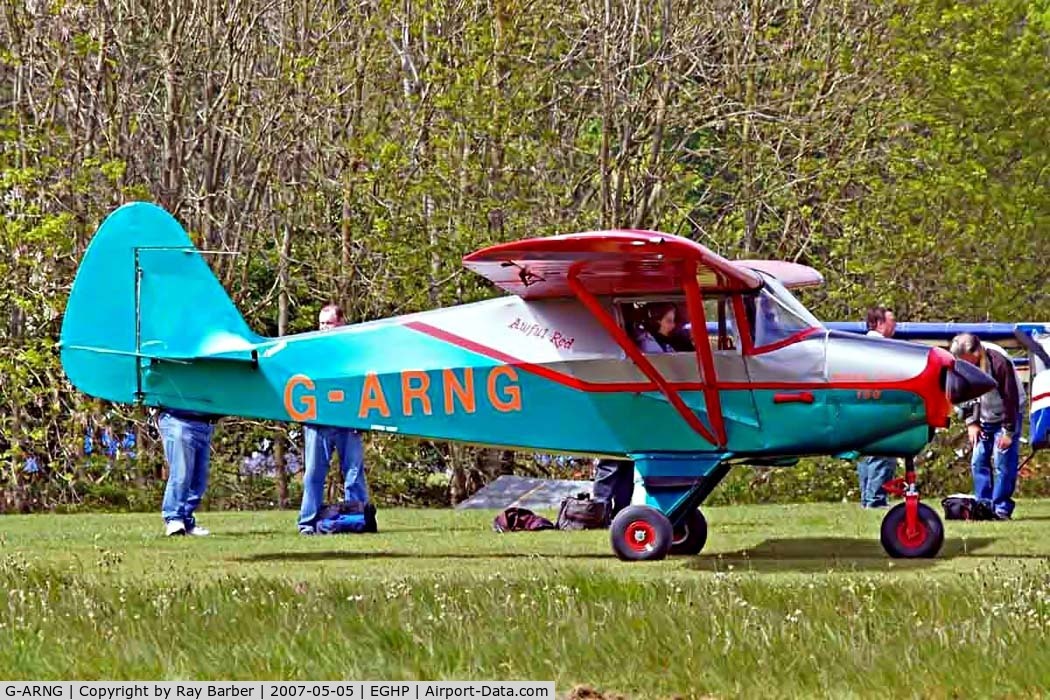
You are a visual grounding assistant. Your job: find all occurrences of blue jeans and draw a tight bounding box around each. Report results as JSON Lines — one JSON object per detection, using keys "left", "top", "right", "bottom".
{"left": 971, "top": 420, "right": 1021, "bottom": 518}
{"left": 298, "top": 426, "right": 369, "bottom": 529}
{"left": 857, "top": 455, "right": 897, "bottom": 507}
{"left": 159, "top": 413, "right": 214, "bottom": 529}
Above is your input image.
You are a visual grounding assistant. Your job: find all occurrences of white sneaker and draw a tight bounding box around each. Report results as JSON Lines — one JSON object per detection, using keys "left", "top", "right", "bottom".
{"left": 187, "top": 526, "right": 210, "bottom": 537}
{"left": 166, "top": 520, "right": 186, "bottom": 536}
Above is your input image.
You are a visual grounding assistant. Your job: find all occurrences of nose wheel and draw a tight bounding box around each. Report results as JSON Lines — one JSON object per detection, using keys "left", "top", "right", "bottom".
{"left": 879, "top": 456, "right": 944, "bottom": 558}
{"left": 880, "top": 501, "right": 944, "bottom": 557}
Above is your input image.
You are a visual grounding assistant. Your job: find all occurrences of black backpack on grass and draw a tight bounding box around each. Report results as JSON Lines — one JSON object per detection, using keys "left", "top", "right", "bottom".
{"left": 492, "top": 507, "right": 555, "bottom": 532}
{"left": 556, "top": 493, "right": 609, "bottom": 530}
{"left": 941, "top": 495, "right": 996, "bottom": 521}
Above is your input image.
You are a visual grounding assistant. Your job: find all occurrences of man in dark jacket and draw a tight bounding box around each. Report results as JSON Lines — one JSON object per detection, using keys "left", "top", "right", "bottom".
{"left": 950, "top": 333, "right": 1026, "bottom": 519}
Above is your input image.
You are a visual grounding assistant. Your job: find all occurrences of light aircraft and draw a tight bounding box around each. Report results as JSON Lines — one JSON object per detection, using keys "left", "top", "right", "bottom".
{"left": 59, "top": 202, "right": 1004, "bottom": 561}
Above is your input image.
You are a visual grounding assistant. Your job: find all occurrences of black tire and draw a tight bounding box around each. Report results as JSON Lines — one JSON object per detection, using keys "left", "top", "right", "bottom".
{"left": 610, "top": 505, "right": 674, "bottom": 561}
{"left": 670, "top": 509, "right": 708, "bottom": 556}
{"left": 880, "top": 502, "right": 944, "bottom": 558}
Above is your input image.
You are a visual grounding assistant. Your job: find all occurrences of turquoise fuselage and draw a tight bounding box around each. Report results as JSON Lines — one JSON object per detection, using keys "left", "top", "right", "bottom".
{"left": 134, "top": 318, "right": 933, "bottom": 459}
{"left": 60, "top": 202, "right": 941, "bottom": 517}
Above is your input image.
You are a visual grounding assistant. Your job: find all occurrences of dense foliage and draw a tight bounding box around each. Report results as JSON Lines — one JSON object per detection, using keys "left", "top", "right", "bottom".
{"left": 1, "top": 0, "right": 1047, "bottom": 512}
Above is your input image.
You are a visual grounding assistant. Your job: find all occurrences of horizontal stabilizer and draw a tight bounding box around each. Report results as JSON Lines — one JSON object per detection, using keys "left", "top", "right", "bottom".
{"left": 140, "top": 331, "right": 259, "bottom": 364}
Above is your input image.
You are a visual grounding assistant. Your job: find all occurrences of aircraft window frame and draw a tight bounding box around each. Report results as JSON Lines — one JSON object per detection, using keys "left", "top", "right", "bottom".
{"left": 612, "top": 294, "right": 741, "bottom": 356}
{"left": 702, "top": 296, "right": 743, "bottom": 354}
{"left": 738, "top": 272, "right": 824, "bottom": 354}
{"left": 613, "top": 295, "right": 691, "bottom": 355}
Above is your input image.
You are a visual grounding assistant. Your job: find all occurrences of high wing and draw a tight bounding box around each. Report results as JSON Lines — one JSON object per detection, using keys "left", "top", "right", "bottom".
{"left": 462, "top": 230, "right": 763, "bottom": 299}
{"left": 735, "top": 260, "right": 823, "bottom": 289}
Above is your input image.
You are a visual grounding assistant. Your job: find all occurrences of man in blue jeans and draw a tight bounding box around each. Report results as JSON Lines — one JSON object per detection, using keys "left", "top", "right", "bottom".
{"left": 297, "top": 304, "right": 372, "bottom": 534}
{"left": 856, "top": 306, "right": 898, "bottom": 508}
{"left": 159, "top": 408, "right": 222, "bottom": 536}
{"left": 950, "top": 333, "right": 1026, "bottom": 519}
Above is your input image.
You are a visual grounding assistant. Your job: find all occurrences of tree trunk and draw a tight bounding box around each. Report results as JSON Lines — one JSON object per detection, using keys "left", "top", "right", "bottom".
{"left": 599, "top": 0, "right": 613, "bottom": 228}
{"left": 274, "top": 219, "right": 293, "bottom": 508}
{"left": 341, "top": 184, "right": 352, "bottom": 318}
{"left": 10, "top": 403, "right": 25, "bottom": 513}
{"left": 161, "top": 3, "right": 182, "bottom": 213}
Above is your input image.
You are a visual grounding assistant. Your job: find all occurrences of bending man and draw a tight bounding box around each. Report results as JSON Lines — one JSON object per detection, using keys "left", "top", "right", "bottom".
{"left": 950, "top": 332, "right": 1025, "bottom": 520}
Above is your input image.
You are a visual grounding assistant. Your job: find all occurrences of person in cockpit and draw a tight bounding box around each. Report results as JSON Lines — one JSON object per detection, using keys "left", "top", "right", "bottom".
{"left": 634, "top": 302, "right": 677, "bottom": 353}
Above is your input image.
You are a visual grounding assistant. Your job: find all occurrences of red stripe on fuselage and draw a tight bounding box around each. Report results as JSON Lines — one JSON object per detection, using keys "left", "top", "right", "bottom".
{"left": 403, "top": 321, "right": 685, "bottom": 393}
{"left": 404, "top": 320, "right": 940, "bottom": 394}
{"left": 747, "top": 327, "right": 822, "bottom": 356}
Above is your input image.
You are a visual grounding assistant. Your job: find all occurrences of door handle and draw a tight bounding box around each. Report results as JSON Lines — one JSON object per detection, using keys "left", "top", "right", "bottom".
{"left": 773, "top": 391, "right": 814, "bottom": 404}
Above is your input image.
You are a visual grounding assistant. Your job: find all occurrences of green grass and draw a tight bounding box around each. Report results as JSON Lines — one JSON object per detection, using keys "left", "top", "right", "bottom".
{"left": 3, "top": 502, "right": 1050, "bottom": 697}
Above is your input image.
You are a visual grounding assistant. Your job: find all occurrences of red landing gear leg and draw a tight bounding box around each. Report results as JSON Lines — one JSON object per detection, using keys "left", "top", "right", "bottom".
{"left": 878, "top": 457, "right": 945, "bottom": 559}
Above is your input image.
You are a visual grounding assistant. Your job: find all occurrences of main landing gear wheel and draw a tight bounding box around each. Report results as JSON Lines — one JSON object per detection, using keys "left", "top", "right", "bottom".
{"left": 670, "top": 509, "right": 708, "bottom": 556}
{"left": 610, "top": 505, "right": 673, "bottom": 561}
{"left": 880, "top": 502, "right": 944, "bottom": 558}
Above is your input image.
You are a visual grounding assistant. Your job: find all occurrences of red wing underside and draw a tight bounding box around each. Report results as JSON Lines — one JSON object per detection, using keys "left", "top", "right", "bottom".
{"left": 463, "top": 231, "right": 756, "bottom": 447}
{"left": 463, "top": 231, "right": 762, "bottom": 299}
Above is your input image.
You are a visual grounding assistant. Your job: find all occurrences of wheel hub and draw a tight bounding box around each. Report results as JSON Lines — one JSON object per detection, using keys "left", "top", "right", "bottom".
{"left": 625, "top": 521, "right": 656, "bottom": 552}
{"left": 896, "top": 520, "right": 928, "bottom": 549}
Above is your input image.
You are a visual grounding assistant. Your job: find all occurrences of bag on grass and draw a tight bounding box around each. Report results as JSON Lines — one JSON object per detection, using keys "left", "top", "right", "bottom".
{"left": 556, "top": 492, "right": 608, "bottom": 530}
{"left": 941, "top": 494, "right": 996, "bottom": 521}
{"left": 316, "top": 500, "right": 378, "bottom": 534}
{"left": 492, "top": 507, "right": 555, "bottom": 533}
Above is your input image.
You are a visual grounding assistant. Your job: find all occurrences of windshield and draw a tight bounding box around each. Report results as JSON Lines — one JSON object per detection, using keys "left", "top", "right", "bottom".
{"left": 747, "top": 272, "right": 824, "bottom": 348}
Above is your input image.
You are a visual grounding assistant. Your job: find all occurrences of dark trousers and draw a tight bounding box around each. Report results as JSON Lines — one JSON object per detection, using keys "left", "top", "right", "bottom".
{"left": 592, "top": 459, "right": 634, "bottom": 520}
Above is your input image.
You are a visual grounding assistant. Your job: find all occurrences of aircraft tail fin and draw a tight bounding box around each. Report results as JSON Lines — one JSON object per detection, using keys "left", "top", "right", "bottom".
{"left": 59, "top": 202, "right": 260, "bottom": 405}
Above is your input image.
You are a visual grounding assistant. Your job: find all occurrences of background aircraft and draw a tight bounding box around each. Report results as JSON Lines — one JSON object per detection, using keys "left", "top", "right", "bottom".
{"left": 59, "top": 202, "right": 999, "bottom": 561}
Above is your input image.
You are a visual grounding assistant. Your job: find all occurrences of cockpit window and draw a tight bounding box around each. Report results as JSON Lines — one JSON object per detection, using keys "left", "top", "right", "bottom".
{"left": 745, "top": 273, "right": 823, "bottom": 349}
{"left": 618, "top": 299, "right": 693, "bottom": 354}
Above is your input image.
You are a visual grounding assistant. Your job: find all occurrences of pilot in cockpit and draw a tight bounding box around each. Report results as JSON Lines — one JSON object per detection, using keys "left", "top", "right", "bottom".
{"left": 634, "top": 302, "right": 677, "bottom": 353}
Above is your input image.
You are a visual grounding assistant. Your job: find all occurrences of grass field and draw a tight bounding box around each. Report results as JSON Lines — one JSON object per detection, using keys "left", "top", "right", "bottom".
{"left": 3, "top": 501, "right": 1050, "bottom": 698}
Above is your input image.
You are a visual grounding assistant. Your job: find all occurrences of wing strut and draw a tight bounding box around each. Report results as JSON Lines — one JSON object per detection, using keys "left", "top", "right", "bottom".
{"left": 567, "top": 262, "right": 723, "bottom": 448}
{"left": 683, "top": 261, "right": 728, "bottom": 446}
